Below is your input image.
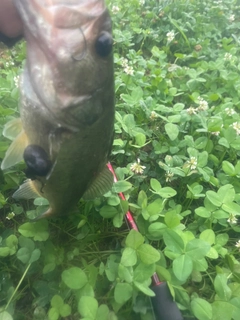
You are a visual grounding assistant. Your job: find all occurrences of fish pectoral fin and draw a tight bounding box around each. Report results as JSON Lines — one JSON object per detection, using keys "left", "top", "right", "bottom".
{"left": 1, "top": 130, "right": 28, "bottom": 170}
{"left": 83, "top": 165, "right": 114, "bottom": 200}
{"left": 33, "top": 207, "right": 55, "bottom": 220}
{"left": 3, "top": 118, "right": 23, "bottom": 140}
{"left": 13, "top": 179, "right": 42, "bottom": 200}
{"left": 13, "top": 179, "right": 54, "bottom": 220}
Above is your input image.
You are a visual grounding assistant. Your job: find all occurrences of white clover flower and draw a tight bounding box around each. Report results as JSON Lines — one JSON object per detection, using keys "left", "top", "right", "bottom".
{"left": 225, "top": 108, "right": 236, "bottom": 116}
{"left": 168, "top": 64, "right": 181, "bottom": 72}
{"left": 14, "top": 75, "right": 19, "bottom": 87}
{"left": 121, "top": 58, "right": 128, "bottom": 68}
{"left": 124, "top": 65, "right": 134, "bottom": 75}
{"left": 228, "top": 213, "right": 238, "bottom": 224}
{"left": 6, "top": 212, "right": 15, "bottom": 220}
{"left": 232, "top": 122, "right": 240, "bottom": 135}
{"left": 186, "top": 107, "right": 197, "bottom": 115}
{"left": 197, "top": 97, "right": 208, "bottom": 111}
{"left": 159, "top": 11, "right": 164, "bottom": 18}
{"left": 130, "top": 158, "right": 146, "bottom": 174}
{"left": 186, "top": 157, "right": 198, "bottom": 170}
{"left": 5, "top": 62, "right": 9, "bottom": 67}
{"left": 150, "top": 111, "right": 158, "bottom": 121}
{"left": 236, "top": 240, "right": 240, "bottom": 249}
{"left": 211, "top": 131, "right": 220, "bottom": 136}
{"left": 213, "top": 0, "right": 223, "bottom": 6}
{"left": 112, "top": 6, "right": 120, "bottom": 14}
{"left": 165, "top": 171, "right": 174, "bottom": 182}
{"left": 121, "top": 57, "right": 134, "bottom": 75}
{"left": 166, "top": 31, "right": 175, "bottom": 43}
{"left": 139, "top": 0, "right": 145, "bottom": 5}
{"left": 224, "top": 53, "right": 233, "bottom": 61}
{"left": 229, "top": 15, "right": 235, "bottom": 22}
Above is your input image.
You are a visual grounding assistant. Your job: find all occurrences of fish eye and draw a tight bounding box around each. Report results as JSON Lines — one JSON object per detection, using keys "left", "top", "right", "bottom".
{"left": 23, "top": 145, "right": 51, "bottom": 177}
{"left": 95, "top": 31, "right": 113, "bottom": 57}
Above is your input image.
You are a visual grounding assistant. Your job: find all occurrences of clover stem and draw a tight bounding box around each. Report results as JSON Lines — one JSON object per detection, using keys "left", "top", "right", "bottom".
{"left": 5, "top": 263, "right": 31, "bottom": 311}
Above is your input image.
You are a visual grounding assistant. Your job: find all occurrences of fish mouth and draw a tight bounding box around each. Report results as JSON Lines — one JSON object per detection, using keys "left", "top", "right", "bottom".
{"left": 17, "top": 0, "right": 113, "bottom": 131}
{"left": 16, "top": 0, "right": 113, "bottom": 132}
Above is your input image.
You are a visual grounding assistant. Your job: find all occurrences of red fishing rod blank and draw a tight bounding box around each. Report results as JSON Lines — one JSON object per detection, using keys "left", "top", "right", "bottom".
{"left": 107, "top": 162, "right": 183, "bottom": 320}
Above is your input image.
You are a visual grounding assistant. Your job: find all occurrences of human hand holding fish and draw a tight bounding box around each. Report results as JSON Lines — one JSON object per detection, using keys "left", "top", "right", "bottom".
{"left": 1, "top": 0, "right": 115, "bottom": 219}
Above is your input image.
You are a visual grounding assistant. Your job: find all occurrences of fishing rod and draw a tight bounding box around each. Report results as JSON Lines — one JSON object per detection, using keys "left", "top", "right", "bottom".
{"left": 107, "top": 162, "right": 183, "bottom": 320}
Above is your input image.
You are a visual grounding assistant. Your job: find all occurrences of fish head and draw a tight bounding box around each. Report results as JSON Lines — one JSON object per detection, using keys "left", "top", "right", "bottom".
{"left": 14, "top": 0, "right": 114, "bottom": 130}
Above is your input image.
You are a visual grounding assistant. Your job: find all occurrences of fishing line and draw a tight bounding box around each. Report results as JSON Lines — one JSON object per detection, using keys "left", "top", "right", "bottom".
{"left": 71, "top": 26, "right": 87, "bottom": 61}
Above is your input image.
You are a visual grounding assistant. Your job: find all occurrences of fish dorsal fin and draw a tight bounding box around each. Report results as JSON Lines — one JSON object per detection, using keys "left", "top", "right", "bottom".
{"left": 83, "top": 165, "right": 114, "bottom": 200}
{"left": 1, "top": 130, "right": 28, "bottom": 170}
{"left": 3, "top": 118, "right": 23, "bottom": 140}
{"left": 13, "top": 179, "right": 42, "bottom": 200}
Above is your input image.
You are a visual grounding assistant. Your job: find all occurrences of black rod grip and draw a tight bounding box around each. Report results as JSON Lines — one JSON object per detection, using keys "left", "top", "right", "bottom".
{"left": 151, "top": 282, "right": 183, "bottom": 320}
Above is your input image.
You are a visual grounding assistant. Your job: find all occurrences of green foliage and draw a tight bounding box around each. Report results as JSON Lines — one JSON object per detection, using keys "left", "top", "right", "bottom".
{"left": 48, "top": 295, "right": 71, "bottom": 320}
{"left": 0, "top": 0, "right": 240, "bottom": 319}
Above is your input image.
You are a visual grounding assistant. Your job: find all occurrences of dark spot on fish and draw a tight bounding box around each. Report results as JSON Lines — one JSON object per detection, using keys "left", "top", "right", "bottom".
{"left": 95, "top": 31, "right": 113, "bottom": 57}
{"left": 83, "top": 113, "right": 100, "bottom": 126}
{"left": 23, "top": 145, "right": 52, "bottom": 179}
{"left": 67, "top": 97, "right": 103, "bottom": 126}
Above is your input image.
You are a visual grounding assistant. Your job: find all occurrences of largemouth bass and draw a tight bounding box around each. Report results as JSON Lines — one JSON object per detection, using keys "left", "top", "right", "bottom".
{"left": 1, "top": 0, "right": 115, "bottom": 218}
